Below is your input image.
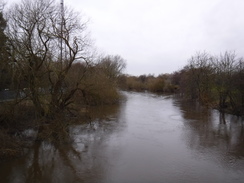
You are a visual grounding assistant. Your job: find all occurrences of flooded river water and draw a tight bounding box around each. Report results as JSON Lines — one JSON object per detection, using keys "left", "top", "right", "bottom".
{"left": 1, "top": 91, "right": 244, "bottom": 183}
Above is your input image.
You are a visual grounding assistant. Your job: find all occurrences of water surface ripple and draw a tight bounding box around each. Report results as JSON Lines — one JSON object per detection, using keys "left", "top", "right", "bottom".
{"left": 1, "top": 91, "right": 244, "bottom": 183}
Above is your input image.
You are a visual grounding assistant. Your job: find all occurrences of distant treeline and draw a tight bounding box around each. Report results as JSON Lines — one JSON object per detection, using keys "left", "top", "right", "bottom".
{"left": 118, "top": 74, "right": 177, "bottom": 93}
{"left": 119, "top": 51, "right": 244, "bottom": 116}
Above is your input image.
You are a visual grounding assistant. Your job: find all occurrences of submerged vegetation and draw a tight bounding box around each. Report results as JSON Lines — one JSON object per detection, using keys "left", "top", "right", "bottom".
{"left": 0, "top": 0, "right": 125, "bottom": 158}
{"left": 174, "top": 51, "right": 244, "bottom": 116}
{"left": 121, "top": 51, "right": 244, "bottom": 116}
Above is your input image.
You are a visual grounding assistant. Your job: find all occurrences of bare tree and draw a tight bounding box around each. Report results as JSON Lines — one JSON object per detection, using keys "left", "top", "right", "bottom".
{"left": 6, "top": 0, "right": 91, "bottom": 116}
{"left": 97, "top": 55, "right": 126, "bottom": 82}
{"left": 180, "top": 51, "right": 244, "bottom": 115}
{"left": 212, "top": 51, "right": 238, "bottom": 110}
{"left": 184, "top": 52, "right": 214, "bottom": 103}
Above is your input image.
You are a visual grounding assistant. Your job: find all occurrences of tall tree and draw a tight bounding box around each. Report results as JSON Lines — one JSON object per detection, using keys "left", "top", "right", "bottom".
{"left": 6, "top": 0, "right": 91, "bottom": 116}
{"left": 0, "top": 5, "right": 9, "bottom": 90}
{"left": 184, "top": 52, "right": 214, "bottom": 103}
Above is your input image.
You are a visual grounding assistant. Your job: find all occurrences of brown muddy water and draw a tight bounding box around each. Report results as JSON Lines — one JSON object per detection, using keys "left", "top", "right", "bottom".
{"left": 1, "top": 91, "right": 244, "bottom": 183}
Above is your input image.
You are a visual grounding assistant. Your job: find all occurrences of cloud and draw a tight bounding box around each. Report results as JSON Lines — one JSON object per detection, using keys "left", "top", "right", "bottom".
{"left": 8, "top": 0, "right": 244, "bottom": 75}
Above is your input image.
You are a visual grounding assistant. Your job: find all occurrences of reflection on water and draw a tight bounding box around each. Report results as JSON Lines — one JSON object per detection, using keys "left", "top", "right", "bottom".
{"left": 177, "top": 98, "right": 244, "bottom": 167}
{"left": 0, "top": 104, "right": 126, "bottom": 183}
{"left": 0, "top": 92, "right": 244, "bottom": 183}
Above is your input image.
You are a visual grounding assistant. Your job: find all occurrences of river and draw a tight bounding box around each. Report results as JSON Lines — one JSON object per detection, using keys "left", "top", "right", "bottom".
{"left": 1, "top": 91, "right": 244, "bottom": 183}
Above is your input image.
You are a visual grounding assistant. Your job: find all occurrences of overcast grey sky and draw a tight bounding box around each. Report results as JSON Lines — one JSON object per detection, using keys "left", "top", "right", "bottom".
{"left": 6, "top": 0, "right": 244, "bottom": 76}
